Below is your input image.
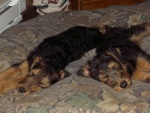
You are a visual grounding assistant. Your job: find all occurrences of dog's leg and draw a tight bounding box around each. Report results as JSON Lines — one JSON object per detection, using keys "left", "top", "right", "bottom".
{"left": 0, "top": 74, "right": 26, "bottom": 94}
{"left": 132, "top": 56, "right": 150, "bottom": 82}
{"left": 0, "top": 60, "right": 29, "bottom": 81}
{"left": 0, "top": 60, "right": 29, "bottom": 94}
{"left": 78, "top": 64, "right": 92, "bottom": 78}
{"left": 132, "top": 70, "right": 150, "bottom": 83}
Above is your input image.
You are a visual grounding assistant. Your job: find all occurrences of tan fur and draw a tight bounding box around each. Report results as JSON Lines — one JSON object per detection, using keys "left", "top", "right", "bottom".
{"left": 17, "top": 82, "right": 42, "bottom": 95}
{"left": 108, "top": 61, "right": 120, "bottom": 69}
{"left": 106, "top": 50, "right": 128, "bottom": 73}
{"left": 17, "top": 74, "right": 43, "bottom": 95}
{"left": 0, "top": 74, "right": 26, "bottom": 94}
{"left": 1, "top": 24, "right": 150, "bottom": 95}
{"left": 30, "top": 57, "right": 41, "bottom": 69}
{"left": 132, "top": 56, "right": 150, "bottom": 82}
{"left": 40, "top": 76, "right": 50, "bottom": 88}
{"left": 99, "top": 26, "right": 106, "bottom": 34}
{"left": 81, "top": 65, "right": 91, "bottom": 77}
{"left": 59, "top": 70, "right": 66, "bottom": 79}
{"left": 0, "top": 60, "right": 29, "bottom": 81}
{"left": 16, "top": 69, "right": 68, "bottom": 95}
{"left": 114, "top": 77, "right": 132, "bottom": 91}
{"left": 14, "top": 57, "right": 50, "bottom": 95}
{"left": 0, "top": 60, "right": 29, "bottom": 94}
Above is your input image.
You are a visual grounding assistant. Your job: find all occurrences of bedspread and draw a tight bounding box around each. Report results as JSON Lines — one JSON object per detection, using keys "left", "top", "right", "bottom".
{"left": 0, "top": 0, "right": 150, "bottom": 113}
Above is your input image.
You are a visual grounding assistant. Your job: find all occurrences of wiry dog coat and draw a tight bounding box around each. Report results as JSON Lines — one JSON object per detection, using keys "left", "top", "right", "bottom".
{"left": 78, "top": 23, "right": 150, "bottom": 91}
{"left": 0, "top": 26, "right": 103, "bottom": 95}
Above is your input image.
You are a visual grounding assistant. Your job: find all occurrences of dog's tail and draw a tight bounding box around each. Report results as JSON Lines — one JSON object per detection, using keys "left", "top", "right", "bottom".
{"left": 98, "top": 22, "right": 150, "bottom": 44}
{"left": 130, "top": 22, "right": 150, "bottom": 44}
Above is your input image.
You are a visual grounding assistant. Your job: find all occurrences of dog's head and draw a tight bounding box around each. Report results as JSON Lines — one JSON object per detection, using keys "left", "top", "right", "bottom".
{"left": 78, "top": 48, "right": 133, "bottom": 91}
{"left": 17, "top": 57, "right": 70, "bottom": 95}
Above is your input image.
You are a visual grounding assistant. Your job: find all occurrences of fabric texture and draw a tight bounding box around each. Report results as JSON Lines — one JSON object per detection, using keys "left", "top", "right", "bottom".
{"left": 33, "top": 0, "right": 70, "bottom": 15}
{"left": 0, "top": 0, "right": 150, "bottom": 112}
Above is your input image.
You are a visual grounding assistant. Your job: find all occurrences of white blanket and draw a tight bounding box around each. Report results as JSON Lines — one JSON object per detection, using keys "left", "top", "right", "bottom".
{"left": 0, "top": 60, "right": 10, "bottom": 73}
{"left": 33, "top": 0, "right": 69, "bottom": 15}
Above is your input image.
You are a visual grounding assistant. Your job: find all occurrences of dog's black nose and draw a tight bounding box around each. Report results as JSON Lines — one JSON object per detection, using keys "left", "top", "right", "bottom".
{"left": 19, "top": 86, "right": 26, "bottom": 93}
{"left": 120, "top": 80, "right": 127, "bottom": 88}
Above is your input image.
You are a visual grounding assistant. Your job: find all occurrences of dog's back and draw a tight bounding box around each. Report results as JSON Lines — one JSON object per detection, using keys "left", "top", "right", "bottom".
{"left": 28, "top": 26, "right": 104, "bottom": 68}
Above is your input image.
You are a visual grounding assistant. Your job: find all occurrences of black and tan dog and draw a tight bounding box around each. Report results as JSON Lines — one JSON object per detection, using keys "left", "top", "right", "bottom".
{"left": 78, "top": 23, "right": 150, "bottom": 91}
{"left": 0, "top": 26, "right": 103, "bottom": 95}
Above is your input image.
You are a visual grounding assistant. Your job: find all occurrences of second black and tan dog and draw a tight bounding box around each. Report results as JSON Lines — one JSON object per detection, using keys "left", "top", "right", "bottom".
{"left": 78, "top": 23, "right": 150, "bottom": 91}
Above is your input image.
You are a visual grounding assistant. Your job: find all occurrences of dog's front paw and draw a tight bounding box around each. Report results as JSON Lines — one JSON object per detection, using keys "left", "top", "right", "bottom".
{"left": 78, "top": 65, "right": 91, "bottom": 77}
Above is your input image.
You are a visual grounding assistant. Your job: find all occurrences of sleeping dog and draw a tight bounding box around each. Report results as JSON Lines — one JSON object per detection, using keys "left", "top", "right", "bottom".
{"left": 78, "top": 23, "right": 150, "bottom": 91}
{"left": 0, "top": 23, "right": 150, "bottom": 95}
{"left": 0, "top": 26, "right": 103, "bottom": 95}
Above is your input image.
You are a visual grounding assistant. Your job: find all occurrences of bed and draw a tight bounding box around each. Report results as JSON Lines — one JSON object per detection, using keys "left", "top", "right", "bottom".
{"left": 0, "top": 0, "right": 150, "bottom": 112}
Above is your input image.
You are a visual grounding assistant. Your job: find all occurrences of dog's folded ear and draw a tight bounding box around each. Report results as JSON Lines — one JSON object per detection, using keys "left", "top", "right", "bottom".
{"left": 77, "top": 65, "right": 91, "bottom": 77}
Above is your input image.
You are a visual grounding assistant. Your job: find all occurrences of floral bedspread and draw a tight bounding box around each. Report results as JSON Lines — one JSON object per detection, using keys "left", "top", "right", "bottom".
{"left": 0, "top": 0, "right": 150, "bottom": 113}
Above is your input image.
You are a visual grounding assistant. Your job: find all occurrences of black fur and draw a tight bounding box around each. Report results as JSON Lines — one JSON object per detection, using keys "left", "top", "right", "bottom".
{"left": 26, "top": 26, "right": 103, "bottom": 81}
{"left": 96, "top": 24, "right": 146, "bottom": 54}
{"left": 15, "top": 26, "right": 105, "bottom": 94}
{"left": 78, "top": 23, "right": 150, "bottom": 90}
{"left": 96, "top": 24, "right": 148, "bottom": 71}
